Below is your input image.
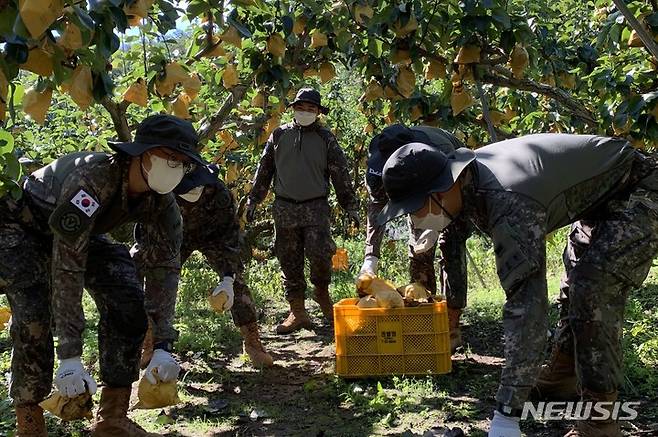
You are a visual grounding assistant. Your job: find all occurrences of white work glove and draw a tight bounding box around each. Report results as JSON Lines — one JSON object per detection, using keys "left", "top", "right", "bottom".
{"left": 144, "top": 349, "right": 180, "bottom": 384}
{"left": 411, "top": 229, "right": 439, "bottom": 254}
{"left": 212, "top": 276, "right": 235, "bottom": 312}
{"left": 488, "top": 410, "right": 521, "bottom": 437}
{"left": 55, "top": 357, "right": 97, "bottom": 398}
{"left": 359, "top": 255, "right": 379, "bottom": 276}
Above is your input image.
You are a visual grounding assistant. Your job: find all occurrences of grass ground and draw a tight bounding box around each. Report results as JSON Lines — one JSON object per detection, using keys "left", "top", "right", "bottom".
{"left": 0, "top": 228, "right": 657, "bottom": 436}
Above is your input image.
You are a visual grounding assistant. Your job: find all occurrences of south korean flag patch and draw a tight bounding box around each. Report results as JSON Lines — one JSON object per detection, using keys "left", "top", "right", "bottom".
{"left": 70, "top": 190, "right": 100, "bottom": 217}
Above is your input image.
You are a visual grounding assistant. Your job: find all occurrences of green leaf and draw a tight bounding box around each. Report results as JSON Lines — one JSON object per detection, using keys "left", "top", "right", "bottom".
{"left": 491, "top": 8, "right": 511, "bottom": 30}
{"left": 0, "top": 130, "right": 15, "bottom": 155}
{"left": 282, "top": 15, "right": 293, "bottom": 37}
{"left": 0, "top": 7, "right": 18, "bottom": 36}
{"left": 368, "top": 39, "right": 382, "bottom": 57}
{"left": 227, "top": 12, "right": 252, "bottom": 38}
{"left": 73, "top": 6, "right": 96, "bottom": 31}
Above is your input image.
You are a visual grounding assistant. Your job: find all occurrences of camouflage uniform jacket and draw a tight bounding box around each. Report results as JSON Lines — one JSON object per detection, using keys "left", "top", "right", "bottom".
{"left": 23, "top": 152, "right": 182, "bottom": 358}
{"left": 248, "top": 121, "right": 358, "bottom": 213}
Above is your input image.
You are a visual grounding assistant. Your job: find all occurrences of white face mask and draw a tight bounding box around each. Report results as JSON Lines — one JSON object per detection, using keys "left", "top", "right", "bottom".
{"left": 178, "top": 185, "right": 204, "bottom": 202}
{"left": 410, "top": 197, "right": 453, "bottom": 232}
{"left": 141, "top": 154, "right": 185, "bottom": 194}
{"left": 294, "top": 110, "right": 317, "bottom": 126}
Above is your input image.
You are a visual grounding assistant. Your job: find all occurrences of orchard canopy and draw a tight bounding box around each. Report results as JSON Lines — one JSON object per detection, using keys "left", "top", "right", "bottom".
{"left": 1, "top": 0, "right": 658, "bottom": 205}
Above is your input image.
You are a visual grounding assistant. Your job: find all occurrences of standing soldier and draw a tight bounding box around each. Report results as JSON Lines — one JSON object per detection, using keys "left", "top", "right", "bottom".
{"left": 133, "top": 165, "right": 273, "bottom": 367}
{"left": 361, "top": 124, "right": 469, "bottom": 351}
{"left": 377, "top": 134, "right": 658, "bottom": 437}
{"left": 0, "top": 115, "right": 209, "bottom": 436}
{"left": 245, "top": 88, "right": 359, "bottom": 334}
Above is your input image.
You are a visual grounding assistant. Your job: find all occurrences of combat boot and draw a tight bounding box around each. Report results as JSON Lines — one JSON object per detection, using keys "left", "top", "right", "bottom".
{"left": 448, "top": 308, "right": 463, "bottom": 353}
{"left": 276, "top": 297, "right": 312, "bottom": 334}
{"left": 313, "top": 285, "right": 334, "bottom": 324}
{"left": 530, "top": 347, "right": 579, "bottom": 401}
{"left": 240, "top": 322, "right": 274, "bottom": 367}
{"left": 91, "top": 387, "right": 161, "bottom": 436}
{"left": 15, "top": 404, "right": 47, "bottom": 437}
{"left": 563, "top": 390, "right": 621, "bottom": 437}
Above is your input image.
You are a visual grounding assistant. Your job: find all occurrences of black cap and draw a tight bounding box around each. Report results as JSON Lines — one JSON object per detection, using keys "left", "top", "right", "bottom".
{"left": 109, "top": 114, "right": 207, "bottom": 166}
{"left": 376, "top": 143, "right": 475, "bottom": 226}
{"left": 287, "top": 88, "right": 329, "bottom": 114}
{"left": 367, "top": 124, "right": 416, "bottom": 173}
{"left": 173, "top": 164, "right": 220, "bottom": 195}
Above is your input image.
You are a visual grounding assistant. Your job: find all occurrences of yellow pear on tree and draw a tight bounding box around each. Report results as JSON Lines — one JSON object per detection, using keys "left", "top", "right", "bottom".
{"left": 353, "top": 4, "right": 374, "bottom": 25}
{"left": 251, "top": 92, "right": 265, "bottom": 108}
{"left": 267, "top": 33, "right": 286, "bottom": 58}
{"left": 454, "top": 45, "right": 481, "bottom": 64}
{"left": 21, "top": 47, "right": 54, "bottom": 77}
{"left": 390, "top": 48, "right": 411, "bottom": 65}
{"left": 392, "top": 14, "right": 418, "bottom": 38}
{"left": 202, "top": 36, "right": 227, "bottom": 58}
{"left": 172, "top": 93, "right": 192, "bottom": 119}
{"left": 557, "top": 72, "right": 576, "bottom": 89}
{"left": 396, "top": 67, "right": 415, "bottom": 98}
{"left": 23, "top": 86, "right": 53, "bottom": 125}
{"left": 220, "top": 25, "right": 242, "bottom": 48}
{"left": 360, "top": 79, "right": 384, "bottom": 102}
{"left": 292, "top": 15, "right": 306, "bottom": 35}
{"left": 223, "top": 64, "right": 239, "bottom": 88}
{"left": 303, "top": 68, "right": 319, "bottom": 78}
{"left": 123, "top": 78, "right": 148, "bottom": 107}
{"left": 509, "top": 44, "right": 529, "bottom": 79}
{"left": 182, "top": 73, "right": 202, "bottom": 100}
{"left": 61, "top": 65, "right": 94, "bottom": 110}
{"left": 424, "top": 59, "right": 446, "bottom": 80}
{"left": 310, "top": 30, "right": 328, "bottom": 48}
{"left": 451, "top": 84, "right": 474, "bottom": 116}
{"left": 319, "top": 62, "right": 336, "bottom": 83}
{"left": 165, "top": 62, "right": 189, "bottom": 85}
{"left": 58, "top": 21, "right": 83, "bottom": 51}
{"left": 19, "top": 0, "right": 64, "bottom": 39}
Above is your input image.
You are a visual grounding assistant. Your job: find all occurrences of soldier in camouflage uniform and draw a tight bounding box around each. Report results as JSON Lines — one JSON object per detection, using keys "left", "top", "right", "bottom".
{"left": 246, "top": 88, "right": 359, "bottom": 334}
{"left": 0, "top": 115, "right": 210, "bottom": 437}
{"left": 133, "top": 165, "right": 273, "bottom": 367}
{"left": 378, "top": 134, "right": 658, "bottom": 437}
{"left": 362, "top": 124, "right": 469, "bottom": 352}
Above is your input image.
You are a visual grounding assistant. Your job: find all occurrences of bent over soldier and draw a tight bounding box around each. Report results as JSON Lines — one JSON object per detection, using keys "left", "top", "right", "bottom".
{"left": 0, "top": 115, "right": 210, "bottom": 437}
{"left": 133, "top": 165, "right": 273, "bottom": 367}
{"left": 246, "top": 88, "right": 359, "bottom": 334}
{"left": 362, "top": 124, "right": 469, "bottom": 351}
{"left": 378, "top": 134, "right": 658, "bottom": 437}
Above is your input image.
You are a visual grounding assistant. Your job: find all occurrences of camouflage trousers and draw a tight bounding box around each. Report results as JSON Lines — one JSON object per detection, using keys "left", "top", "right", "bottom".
{"left": 0, "top": 199, "right": 147, "bottom": 405}
{"left": 272, "top": 198, "right": 336, "bottom": 301}
{"left": 553, "top": 163, "right": 658, "bottom": 394}
{"left": 407, "top": 217, "right": 468, "bottom": 309}
{"left": 181, "top": 248, "right": 257, "bottom": 327}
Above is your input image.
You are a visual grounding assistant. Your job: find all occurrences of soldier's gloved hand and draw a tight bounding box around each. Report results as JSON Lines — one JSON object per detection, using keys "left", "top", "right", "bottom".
{"left": 144, "top": 349, "right": 180, "bottom": 384}
{"left": 245, "top": 199, "right": 257, "bottom": 222}
{"left": 488, "top": 411, "right": 521, "bottom": 437}
{"left": 212, "top": 276, "right": 235, "bottom": 312}
{"left": 359, "top": 255, "right": 379, "bottom": 276}
{"left": 55, "top": 357, "right": 97, "bottom": 398}
{"left": 411, "top": 229, "right": 439, "bottom": 254}
{"left": 347, "top": 210, "right": 360, "bottom": 229}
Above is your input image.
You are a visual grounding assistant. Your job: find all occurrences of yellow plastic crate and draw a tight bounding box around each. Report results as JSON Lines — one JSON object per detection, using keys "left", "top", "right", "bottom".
{"left": 334, "top": 298, "right": 452, "bottom": 377}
